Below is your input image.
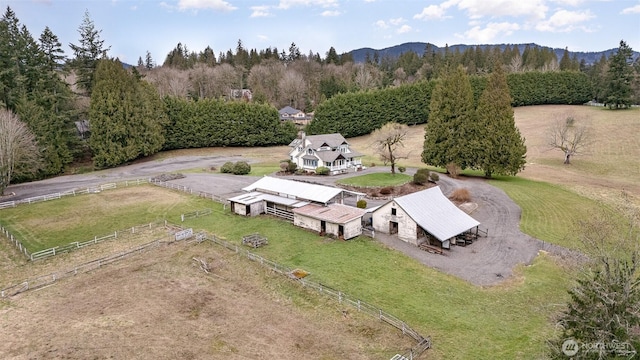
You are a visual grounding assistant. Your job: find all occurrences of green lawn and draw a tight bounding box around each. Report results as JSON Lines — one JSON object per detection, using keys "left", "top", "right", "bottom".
{"left": 0, "top": 185, "right": 213, "bottom": 253}
{"left": 489, "top": 176, "right": 625, "bottom": 252}
{"left": 337, "top": 172, "right": 412, "bottom": 187}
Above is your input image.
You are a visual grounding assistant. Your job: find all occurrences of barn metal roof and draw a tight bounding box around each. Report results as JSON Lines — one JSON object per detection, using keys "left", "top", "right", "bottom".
{"left": 228, "top": 191, "right": 310, "bottom": 207}
{"left": 292, "top": 203, "right": 365, "bottom": 224}
{"left": 242, "top": 176, "right": 344, "bottom": 204}
{"left": 393, "top": 186, "right": 480, "bottom": 242}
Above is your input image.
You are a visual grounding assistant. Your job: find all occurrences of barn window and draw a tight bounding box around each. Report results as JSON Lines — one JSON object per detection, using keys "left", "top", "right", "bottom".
{"left": 391, "top": 208, "right": 397, "bottom": 216}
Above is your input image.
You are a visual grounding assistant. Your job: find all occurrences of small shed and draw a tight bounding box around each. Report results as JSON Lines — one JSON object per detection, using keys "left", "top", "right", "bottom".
{"left": 292, "top": 203, "right": 366, "bottom": 240}
{"left": 371, "top": 187, "right": 480, "bottom": 249}
{"left": 228, "top": 191, "right": 309, "bottom": 220}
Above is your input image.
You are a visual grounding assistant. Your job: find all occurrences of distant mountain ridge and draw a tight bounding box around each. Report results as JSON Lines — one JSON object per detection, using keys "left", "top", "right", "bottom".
{"left": 348, "top": 42, "right": 639, "bottom": 66}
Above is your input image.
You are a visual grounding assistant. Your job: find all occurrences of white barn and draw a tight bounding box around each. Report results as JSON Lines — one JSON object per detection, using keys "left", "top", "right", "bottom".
{"left": 371, "top": 187, "right": 480, "bottom": 249}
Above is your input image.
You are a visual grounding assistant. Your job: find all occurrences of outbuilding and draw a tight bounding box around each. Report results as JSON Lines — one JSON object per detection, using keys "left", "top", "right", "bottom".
{"left": 371, "top": 187, "right": 480, "bottom": 249}
{"left": 292, "top": 203, "right": 366, "bottom": 240}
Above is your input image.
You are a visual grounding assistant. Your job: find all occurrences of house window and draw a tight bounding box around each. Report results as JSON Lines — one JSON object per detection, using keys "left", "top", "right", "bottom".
{"left": 307, "top": 149, "right": 313, "bottom": 155}
{"left": 304, "top": 159, "right": 318, "bottom": 167}
{"left": 391, "top": 208, "right": 397, "bottom": 216}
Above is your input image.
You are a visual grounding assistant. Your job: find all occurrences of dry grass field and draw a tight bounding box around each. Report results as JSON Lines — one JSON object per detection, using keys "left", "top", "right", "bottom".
{"left": 0, "top": 210, "right": 413, "bottom": 360}
{"left": 347, "top": 105, "right": 640, "bottom": 214}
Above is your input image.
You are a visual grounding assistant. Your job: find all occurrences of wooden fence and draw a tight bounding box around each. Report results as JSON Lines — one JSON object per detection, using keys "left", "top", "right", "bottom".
{"left": 0, "top": 225, "right": 29, "bottom": 258}
{"left": 28, "top": 221, "right": 168, "bottom": 261}
{"left": 1, "top": 238, "right": 166, "bottom": 298}
{"left": 148, "top": 179, "right": 228, "bottom": 205}
{"left": 0, "top": 179, "right": 148, "bottom": 210}
{"left": 181, "top": 208, "right": 213, "bottom": 222}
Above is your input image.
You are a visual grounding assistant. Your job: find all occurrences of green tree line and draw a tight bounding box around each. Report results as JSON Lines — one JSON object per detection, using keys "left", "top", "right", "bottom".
{"left": 308, "top": 71, "right": 591, "bottom": 138}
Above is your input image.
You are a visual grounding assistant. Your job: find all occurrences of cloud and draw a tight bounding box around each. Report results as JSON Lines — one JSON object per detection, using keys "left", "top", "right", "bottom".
{"left": 456, "top": 0, "right": 548, "bottom": 20}
{"left": 277, "top": 0, "right": 338, "bottom": 10}
{"left": 177, "top": 0, "right": 237, "bottom": 11}
{"left": 621, "top": 4, "right": 640, "bottom": 14}
{"left": 414, "top": 5, "right": 448, "bottom": 20}
{"left": 250, "top": 5, "right": 272, "bottom": 17}
{"left": 389, "top": 17, "right": 405, "bottom": 25}
{"left": 321, "top": 10, "right": 341, "bottom": 16}
{"left": 535, "top": 9, "right": 594, "bottom": 32}
{"left": 397, "top": 25, "right": 412, "bottom": 34}
{"left": 457, "top": 21, "right": 520, "bottom": 42}
{"left": 257, "top": 35, "right": 269, "bottom": 42}
{"left": 375, "top": 20, "right": 389, "bottom": 29}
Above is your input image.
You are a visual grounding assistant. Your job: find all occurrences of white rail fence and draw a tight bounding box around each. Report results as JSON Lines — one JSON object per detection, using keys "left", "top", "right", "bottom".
{"left": 148, "top": 179, "right": 228, "bottom": 205}
{"left": 0, "top": 179, "right": 149, "bottom": 210}
{"left": 28, "top": 221, "right": 169, "bottom": 261}
{"left": 1, "top": 225, "right": 30, "bottom": 258}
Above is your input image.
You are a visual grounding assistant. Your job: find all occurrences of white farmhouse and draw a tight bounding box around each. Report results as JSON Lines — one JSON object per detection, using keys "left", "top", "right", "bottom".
{"left": 288, "top": 132, "right": 363, "bottom": 175}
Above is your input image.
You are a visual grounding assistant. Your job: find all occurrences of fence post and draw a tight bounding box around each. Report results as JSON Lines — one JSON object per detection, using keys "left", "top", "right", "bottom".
{"left": 181, "top": 214, "right": 184, "bottom": 222}
{"left": 114, "top": 231, "right": 117, "bottom": 239}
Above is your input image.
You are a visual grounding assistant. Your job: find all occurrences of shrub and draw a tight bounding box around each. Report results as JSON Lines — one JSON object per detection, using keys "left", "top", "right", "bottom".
{"left": 287, "top": 161, "right": 297, "bottom": 173}
{"left": 232, "top": 161, "right": 251, "bottom": 175}
{"left": 379, "top": 186, "right": 393, "bottom": 195}
{"left": 449, "top": 188, "right": 471, "bottom": 203}
{"left": 315, "top": 166, "right": 330, "bottom": 175}
{"left": 370, "top": 162, "right": 376, "bottom": 167}
{"left": 220, "top": 161, "right": 234, "bottom": 173}
{"left": 279, "top": 160, "right": 297, "bottom": 173}
{"left": 413, "top": 172, "right": 428, "bottom": 185}
{"left": 356, "top": 199, "right": 367, "bottom": 209}
{"left": 398, "top": 166, "right": 406, "bottom": 173}
{"left": 446, "top": 162, "right": 461, "bottom": 178}
{"left": 416, "top": 168, "right": 430, "bottom": 177}
{"left": 429, "top": 172, "right": 440, "bottom": 182}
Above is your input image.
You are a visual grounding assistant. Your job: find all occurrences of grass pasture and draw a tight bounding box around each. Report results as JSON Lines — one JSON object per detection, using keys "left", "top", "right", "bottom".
{"left": 0, "top": 185, "right": 213, "bottom": 253}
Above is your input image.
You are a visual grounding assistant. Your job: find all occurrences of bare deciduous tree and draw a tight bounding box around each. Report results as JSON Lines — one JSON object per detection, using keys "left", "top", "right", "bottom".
{"left": 0, "top": 109, "right": 41, "bottom": 195}
{"left": 278, "top": 69, "right": 306, "bottom": 109}
{"left": 548, "top": 113, "right": 592, "bottom": 164}
{"left": 372, "top": 122, "right": 410, "bottom": 175}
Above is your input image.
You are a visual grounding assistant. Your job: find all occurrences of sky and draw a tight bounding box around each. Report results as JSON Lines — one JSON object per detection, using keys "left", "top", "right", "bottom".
{"left": 2, "top": 0, "right": 639, "bottom": 65}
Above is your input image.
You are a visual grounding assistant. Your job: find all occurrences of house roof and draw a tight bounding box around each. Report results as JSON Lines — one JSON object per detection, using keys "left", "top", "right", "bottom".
{"left": 305, "top": 133, "right": 348, "bottom": 148}
{"left": 392, "top": 186, "right": 480, "bottom": 242}
{"left": 293, "top": 203, "right": 365, "bottom": 224}
{"left": 315, "top": 151, "right": 345, "bottom": 163}
{"left": 242, "top": 176, "right": 344, "bottom": 204}
{"left": 279, "top": 106, "right": 302, "bottom": 115}
{"left": 228, "top": 191, "right": 309, "bottom": 207}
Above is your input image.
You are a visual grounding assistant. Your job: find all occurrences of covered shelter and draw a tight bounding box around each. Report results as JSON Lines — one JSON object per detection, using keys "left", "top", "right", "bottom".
{"left": 229, "top": 176, "right": 364, "bottom": 221}
{"left": 293, "top": 203, "right": 366, "bottom": 240}
{"left": 371, "top": 187, "right": 480, "bottom": 249}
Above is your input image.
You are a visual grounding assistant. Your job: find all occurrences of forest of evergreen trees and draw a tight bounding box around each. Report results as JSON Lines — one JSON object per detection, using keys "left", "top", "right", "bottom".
{"left": 0, "top": 6, "right": 638, "bottom": 190}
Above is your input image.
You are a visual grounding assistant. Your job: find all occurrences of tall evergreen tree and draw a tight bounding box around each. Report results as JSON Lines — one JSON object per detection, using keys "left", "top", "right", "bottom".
{"left": 422, "top": 65, "right": 477, "bottom": 170}
{"left": 475, "top": 63, "right": 527, "bottom": 177}
{"left": 144, "top": 50, "right": 154, "bottom": 69}
{"left": 605, "top": 40, "right": 634, "bottom": 109}
{"left": 39, "top": 26, "right": 65, "bottom": 72}
{"left": 69, "top": 10, "right": 109, "bottom": 95}
{"left": 89, "top": 59, "right": 165, "bottom": 168}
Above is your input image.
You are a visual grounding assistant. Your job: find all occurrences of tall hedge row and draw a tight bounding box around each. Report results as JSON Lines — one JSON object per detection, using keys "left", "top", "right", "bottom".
{"left": 307, "top": 81, "right": 436, "bottom": 138}
{"left": 162, "top": 97, "right": 297, "bottom": 150}
{"left": 308, "top": 71, "right": 592, "bottom": 137}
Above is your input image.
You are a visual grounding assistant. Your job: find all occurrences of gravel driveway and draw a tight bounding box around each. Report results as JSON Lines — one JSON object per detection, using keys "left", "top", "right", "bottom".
{"left": 3, "top": 156, "right": 582, "bottom": 286}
